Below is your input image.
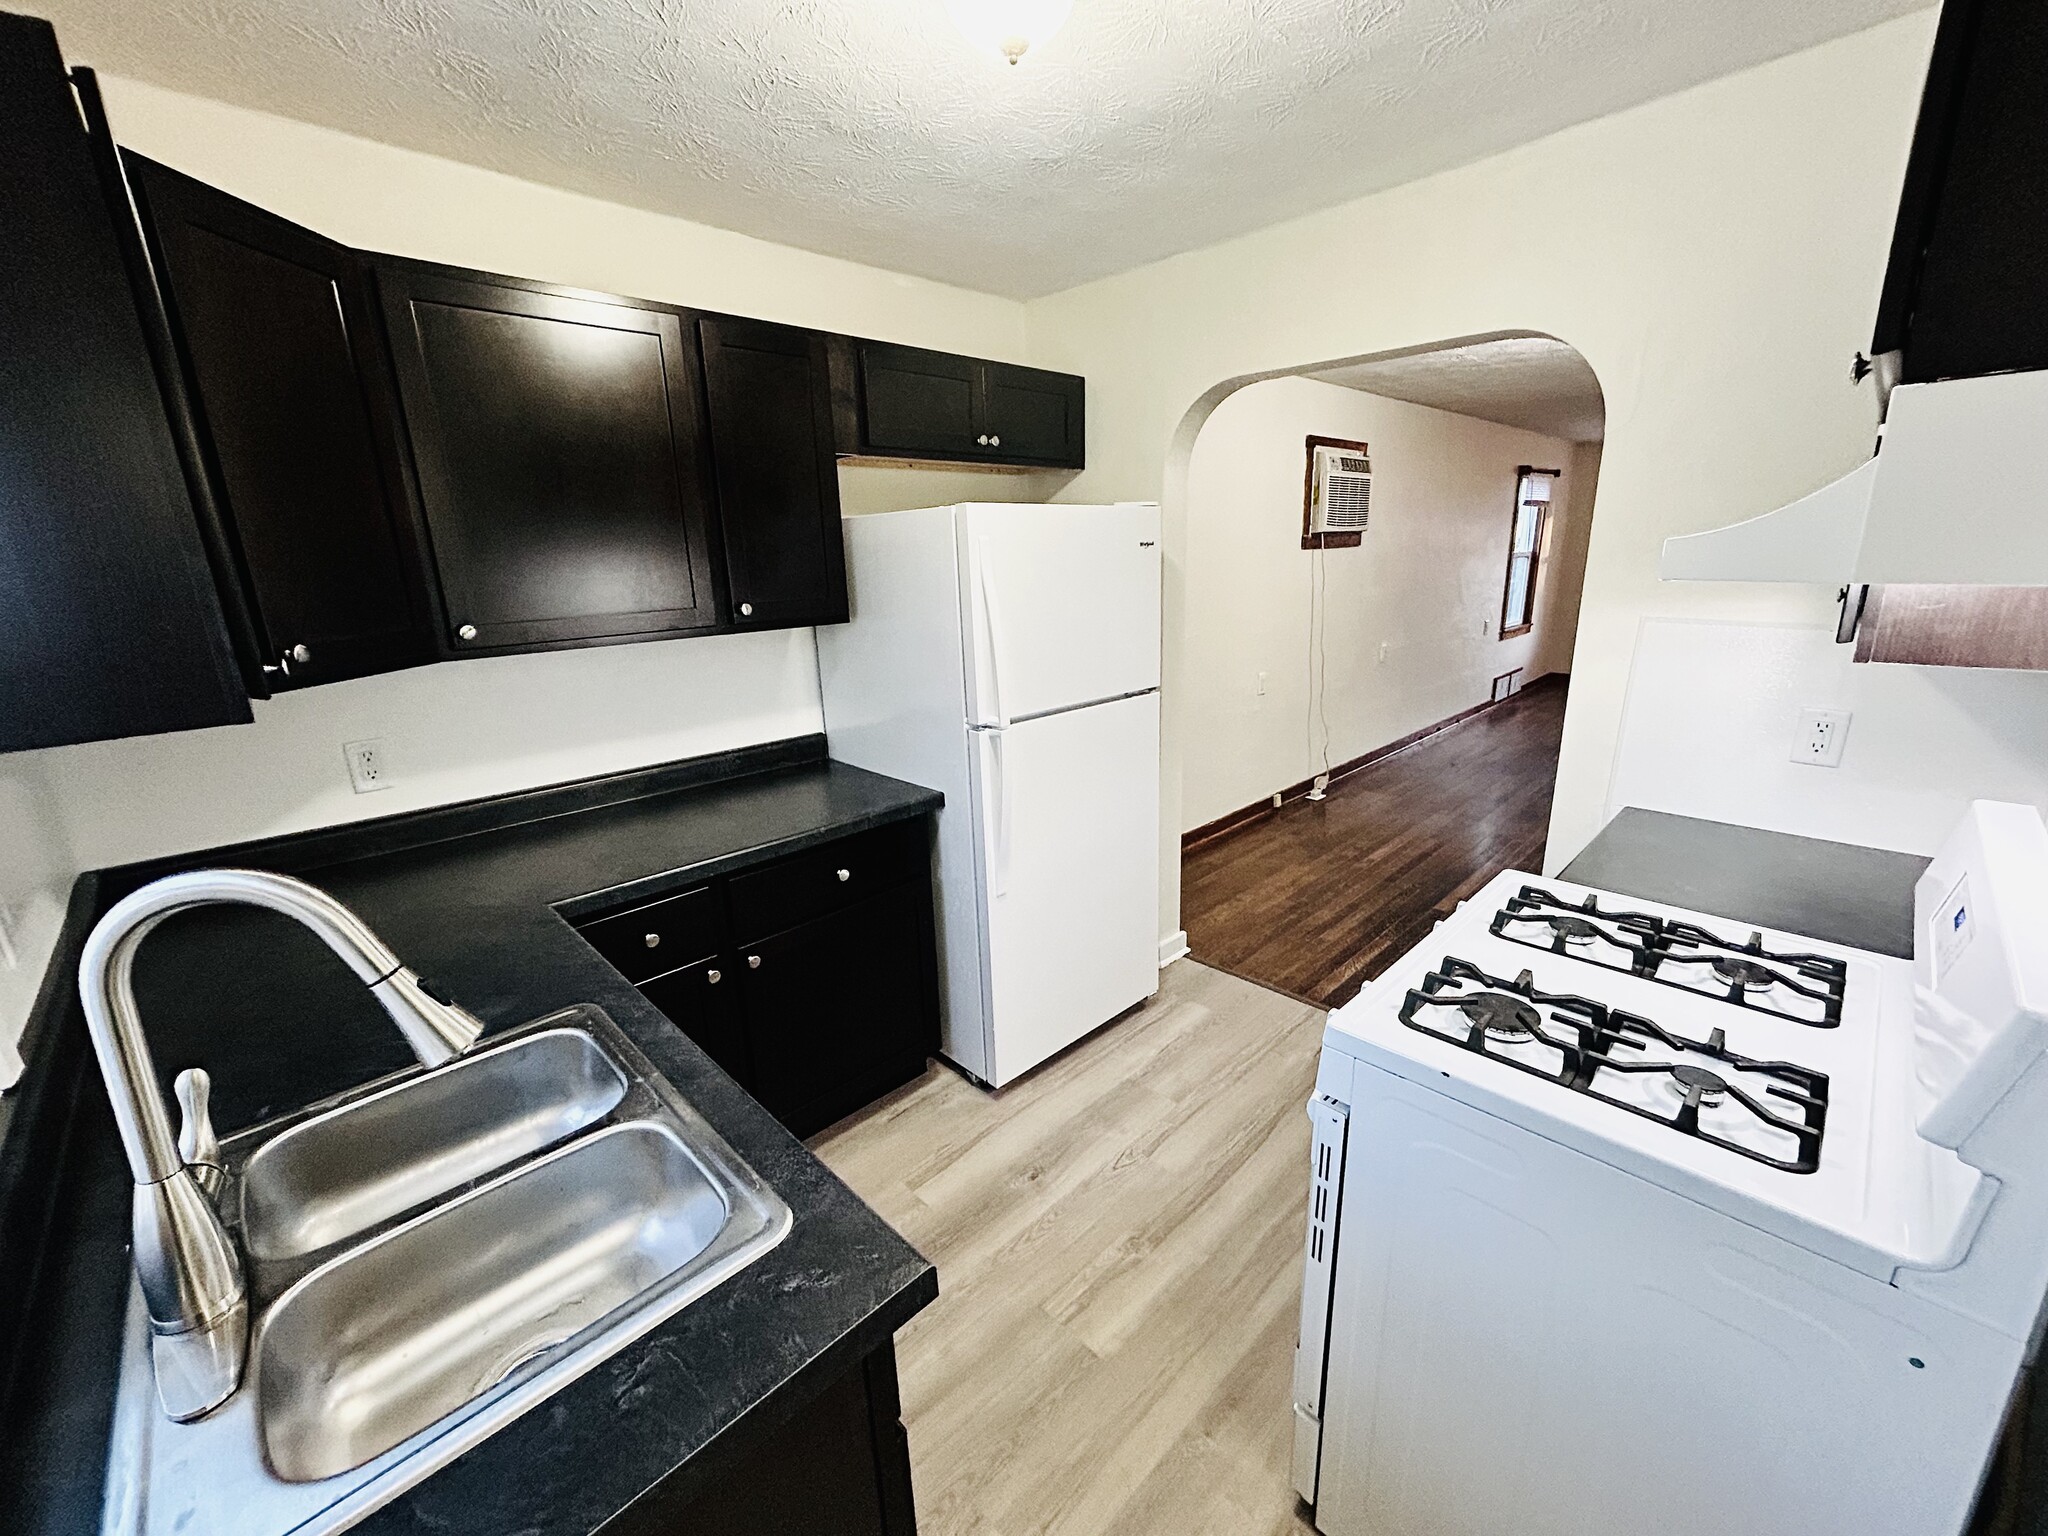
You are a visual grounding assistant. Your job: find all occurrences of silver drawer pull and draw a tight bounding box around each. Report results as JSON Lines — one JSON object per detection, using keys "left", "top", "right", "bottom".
{"left": 747, "top": 954, "right": 761, "bottom": 969}
{"left": 707, "top": 968, "right": 722, "bottom": 984}
{"left": 837, "top": 868, "right": 851, "bottom": 882}
{"left": 643, "top": 933, "right": 661, "bottom": 949}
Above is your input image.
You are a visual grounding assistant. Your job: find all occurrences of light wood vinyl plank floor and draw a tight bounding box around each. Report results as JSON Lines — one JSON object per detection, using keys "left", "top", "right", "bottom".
{"left": 813, "top": 960, "right": 1325, "bottom": 1536}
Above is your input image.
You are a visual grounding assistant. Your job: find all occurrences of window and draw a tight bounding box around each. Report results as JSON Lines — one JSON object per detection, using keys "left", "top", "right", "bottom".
{"left": 1499, "top": 467, "right": 1557, "bottom": 637}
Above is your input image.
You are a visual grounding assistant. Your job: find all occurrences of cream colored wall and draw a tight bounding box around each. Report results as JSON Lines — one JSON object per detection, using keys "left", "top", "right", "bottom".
{"left": 1023, "top": 13, "right": 1937, "bottom": 939}
{"left": 0, "top": 77, "right": 1044, "bottom": 1075}
{"left": 1532, "top": 441, "right": 1603, "bottom": 679}
{"left": 1181, "top": 376, "right": 1581, "bottom": 830}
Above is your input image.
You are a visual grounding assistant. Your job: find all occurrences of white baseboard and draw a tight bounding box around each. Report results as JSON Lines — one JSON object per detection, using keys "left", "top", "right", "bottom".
{"left": 1158, "top": 930, "right": 1190, "bottom": 968}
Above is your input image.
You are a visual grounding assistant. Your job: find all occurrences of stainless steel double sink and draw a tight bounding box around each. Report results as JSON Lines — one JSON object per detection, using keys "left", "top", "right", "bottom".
{"left": 100, "top": 1005, "right": 792, "bottom": 1536}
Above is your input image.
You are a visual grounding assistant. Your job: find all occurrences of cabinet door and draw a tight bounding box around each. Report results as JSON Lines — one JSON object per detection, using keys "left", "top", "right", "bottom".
{"left": 737, "top": 885, "right": 933, "bottom": 1138}
{"left": 379, "top": 264, "right": 721, "bottom": 650}
{"left": 604, "top": 1344, "right": 914, "bottom": 1536}
{"left": 640, "top": 957, "right": 752, "bottom": 1088}
{"left": 699, "top": 315, "right": 847, "bottom": 628}
{"left": 856, "top": 342, "right": 982, "bottom": 458}
{"left": 979, "top": 360, "right": 1084, "bottom": 467}
{"left": 128, "top": 157, "right": 434, "bottom": 687}
{"left": 0, "top": 17, "right": 249, "bottom": 751}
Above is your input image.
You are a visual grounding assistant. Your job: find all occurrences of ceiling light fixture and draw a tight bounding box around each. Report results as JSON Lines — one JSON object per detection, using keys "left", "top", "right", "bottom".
{"left": 947, "top": 0, "right": 1072, "bottom": 64}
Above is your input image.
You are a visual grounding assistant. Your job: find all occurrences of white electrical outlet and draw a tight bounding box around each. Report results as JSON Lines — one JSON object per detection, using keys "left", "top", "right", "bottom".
{"left": 344, "top": 738, "right": 393, "bottom": 793}
{"left": 1791, "top": 708, "right": 1851, "bottom": 768}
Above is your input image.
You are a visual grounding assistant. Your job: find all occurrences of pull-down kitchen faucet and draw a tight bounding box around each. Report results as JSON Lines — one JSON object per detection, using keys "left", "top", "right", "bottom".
{"left": 78, "top": 868, "right": 486, "bottom": 1421}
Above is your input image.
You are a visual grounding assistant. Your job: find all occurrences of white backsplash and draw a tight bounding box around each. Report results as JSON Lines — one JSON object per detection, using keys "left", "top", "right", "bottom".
{"left": 1607, "top": 619, "right": 2048, "bottom": 855}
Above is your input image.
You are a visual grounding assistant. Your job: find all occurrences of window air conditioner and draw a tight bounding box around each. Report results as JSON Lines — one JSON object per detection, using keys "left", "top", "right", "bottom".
{"left": 1309, "top": 445, "right": 1372, "bottom": 536}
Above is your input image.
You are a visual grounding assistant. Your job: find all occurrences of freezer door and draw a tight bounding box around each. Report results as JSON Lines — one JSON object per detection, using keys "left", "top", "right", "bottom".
{"left": 970, "top": 691, "right": 1160, "bottom": 1085}
{"left": 959, "top": 502, "right": 1160, "bottom": 726}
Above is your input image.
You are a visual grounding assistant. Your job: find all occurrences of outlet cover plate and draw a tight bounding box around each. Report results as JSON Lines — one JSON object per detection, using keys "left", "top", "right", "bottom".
{"left": 344, "top": 738, "right": 392, "bottom": 794}
{"left": 1791, "top": 708, "right": 1850, "bottom": 768}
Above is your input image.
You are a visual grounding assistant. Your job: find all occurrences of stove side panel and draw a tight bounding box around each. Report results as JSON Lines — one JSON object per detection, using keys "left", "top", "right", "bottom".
{"left": 1310, "top": 1053, "right": 2017, "bottom": 1536}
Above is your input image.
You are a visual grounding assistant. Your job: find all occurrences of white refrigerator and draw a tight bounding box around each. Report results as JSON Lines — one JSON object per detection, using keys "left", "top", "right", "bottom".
{"left": 817, "top": 502, "right": 1162, "bottom": 1088}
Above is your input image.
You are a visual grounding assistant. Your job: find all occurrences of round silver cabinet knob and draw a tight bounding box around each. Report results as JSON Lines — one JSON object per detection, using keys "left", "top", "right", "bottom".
{"left": 977, "top": 434, "right": 989, "bottom": 446}
{"left": 456, "top": 624, "right": 478, "bottom": 642}
{"left": 747, "top": 954, "right": 761, "bottom": 970}
{"left": 288, "top": 643, "right": 312, "bottom": 665}
{"left": 837, "top": 868, "right": 851, "bottom": 882}
{"left": 989, "top": 435, "right": 1001, "bottom": 448}
{"left": 643, "top": 932, "right": 660, "bottom": 949}
{"left": 738, "top": 602, "right": 753, "bottom": 618}
{"left": 707, "top": 968, "right": 722, "bottom": 984}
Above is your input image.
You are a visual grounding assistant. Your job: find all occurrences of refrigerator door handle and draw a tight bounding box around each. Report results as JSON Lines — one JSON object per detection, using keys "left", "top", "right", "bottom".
{"left": 984, "top": 726, "right": 1011, "bottom": 896}
{"left": 972, "top": 533, "right": 1012, "bottom": 729}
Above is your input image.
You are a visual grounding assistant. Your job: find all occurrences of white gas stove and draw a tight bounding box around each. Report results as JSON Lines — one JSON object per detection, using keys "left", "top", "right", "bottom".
{"left": 1292, "top": 802, "right": 2048, "bottom": 1536}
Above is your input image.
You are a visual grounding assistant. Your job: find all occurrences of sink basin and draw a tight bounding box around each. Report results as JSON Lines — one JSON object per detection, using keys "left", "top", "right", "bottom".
{"left": 100, "top": 1004, "right": 793, "bottom": 1536}
{"left": 241, "top": 1027, "right": 628, "bottom": 1260}
{"left": 259, "top": 1121, "right": 727, "bottom": 1482}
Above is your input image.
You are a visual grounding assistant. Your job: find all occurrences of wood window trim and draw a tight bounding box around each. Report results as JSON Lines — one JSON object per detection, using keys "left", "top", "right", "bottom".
{"left": 1301, "top": 434, "right": 1368, "bottom": 550}
{"left": 1498, "top": 464, "right": 1561, "bottom": 638}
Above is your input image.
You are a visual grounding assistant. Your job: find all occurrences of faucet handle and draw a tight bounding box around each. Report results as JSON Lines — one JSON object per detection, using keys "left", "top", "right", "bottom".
{"left": 174, "top": 1067, "right": 225, "bottom": 1199}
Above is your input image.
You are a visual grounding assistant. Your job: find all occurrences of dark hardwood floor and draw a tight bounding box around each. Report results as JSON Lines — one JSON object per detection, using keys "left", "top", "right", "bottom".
{"left": 1181, "top": 675, "right": 1570, "bottom": 1009}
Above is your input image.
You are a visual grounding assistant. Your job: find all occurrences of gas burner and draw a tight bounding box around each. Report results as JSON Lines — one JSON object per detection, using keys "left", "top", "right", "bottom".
{"left": 1710, "top": 945, "right": 1781, "bottom": 991}
{"left": 1460, "top": 992, "right": 1543, "bottom": 1037}
{"left": 1490, "top": 888, "right": 1847, "bottom": 1028}
{"left": 1398, "top": 960, "right": 1827, "bottom": 1173}
{"left": 1398, "top": 961, "right": 1604, "bottom": 1080}
{"left": 1668, "top": 1062, "right": 1729, "bottom": 1104}
{"left": 1544, "top": 915, "right": 1606, "bottom": 947}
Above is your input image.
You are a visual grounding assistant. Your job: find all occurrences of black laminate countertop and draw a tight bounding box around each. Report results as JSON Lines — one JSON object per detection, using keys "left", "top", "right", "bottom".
{"left": 0, "top": 735, "right": 943, "bottom": 1536}
{"left": 1560, "top": 807, "right": 1930, "bottom": 958}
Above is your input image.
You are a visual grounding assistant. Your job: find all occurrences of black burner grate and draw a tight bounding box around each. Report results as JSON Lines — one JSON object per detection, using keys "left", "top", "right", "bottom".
{"left": 1399, "top": 958, "right": 1827, "bottom": 1174}
{"left": 1488, "top": 887, "right": 1847, "bottom": 1028}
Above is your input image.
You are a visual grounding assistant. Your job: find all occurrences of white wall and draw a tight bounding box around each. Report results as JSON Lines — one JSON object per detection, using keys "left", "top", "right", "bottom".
{"left": 1610, "top": 621, "right": 2048, "bottom": 855}
{"left": 1022, "top": 12, "right": 1939, "bottom": 941}
{"left": 1532, "top": 441, "right": 1603, "bottom": 679}
{"left": 0, "top": 76, "right": 1051, "bottom": 1076}
{"left": 1181, "top": 376, "right": 1584, "bottom": 830}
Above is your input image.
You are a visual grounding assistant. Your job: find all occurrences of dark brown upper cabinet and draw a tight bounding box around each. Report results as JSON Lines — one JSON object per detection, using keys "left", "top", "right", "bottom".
{"left": 699, "top": 315, "right": 848, "bottom": 630}
{"left": 980, "top": 359, "right": 1086, "bottom": 466}
{"left": 126, "top": 156, "right": 437, "bottom": 691}
{"left": 378, "top": 262, "right": 723, "bottom": 652}
{"left": 0, "top": 19, "right": 250, "bottom": 752}
{"left": 845, "top": 340, "right": 1084, "bottom": 468}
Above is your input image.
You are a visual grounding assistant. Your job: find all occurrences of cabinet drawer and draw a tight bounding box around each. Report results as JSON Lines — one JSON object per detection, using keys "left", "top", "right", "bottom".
{"left": 579, "top": 885, "right": 719, "bottom": 983}
{"left": 727, "top": 821, "right": 926, "bottom": 944}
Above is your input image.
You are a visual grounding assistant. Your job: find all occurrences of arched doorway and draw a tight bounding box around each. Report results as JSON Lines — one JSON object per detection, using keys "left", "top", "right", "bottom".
{"left": 1169, "top": 334, "right": 1605, "bottom": 1006}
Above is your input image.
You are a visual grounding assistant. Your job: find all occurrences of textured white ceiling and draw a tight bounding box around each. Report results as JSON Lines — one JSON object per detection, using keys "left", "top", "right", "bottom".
{"left": 34, "top": 0, "right": 1929, "bottom": 297}
{"left": 1311, "top": 335, "right": 1606, "bottom": 441}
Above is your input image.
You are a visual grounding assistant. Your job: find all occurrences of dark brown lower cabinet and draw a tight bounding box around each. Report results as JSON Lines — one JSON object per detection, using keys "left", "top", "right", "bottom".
{"left": 740, "top": 883, "right": 933, "bottom": 1137}
{"left": 578, "top": 817, "right": 939, "bottom": 1140}
{"left": 639, "top": 957, "right": 751, "bottom": 1086}
{"left": 607, "top": 1344, "right": 917, "bottom": 1536}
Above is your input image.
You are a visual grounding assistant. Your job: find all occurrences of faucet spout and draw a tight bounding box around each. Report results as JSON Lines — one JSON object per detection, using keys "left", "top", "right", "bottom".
{"left": 77, "top": 868, "right": 487, "bottom": 1421}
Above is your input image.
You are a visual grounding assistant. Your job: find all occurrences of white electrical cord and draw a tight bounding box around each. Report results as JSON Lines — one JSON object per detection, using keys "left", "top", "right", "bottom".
{"left": 1306, "top": 544, "right": 1332, "bottom": 801}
